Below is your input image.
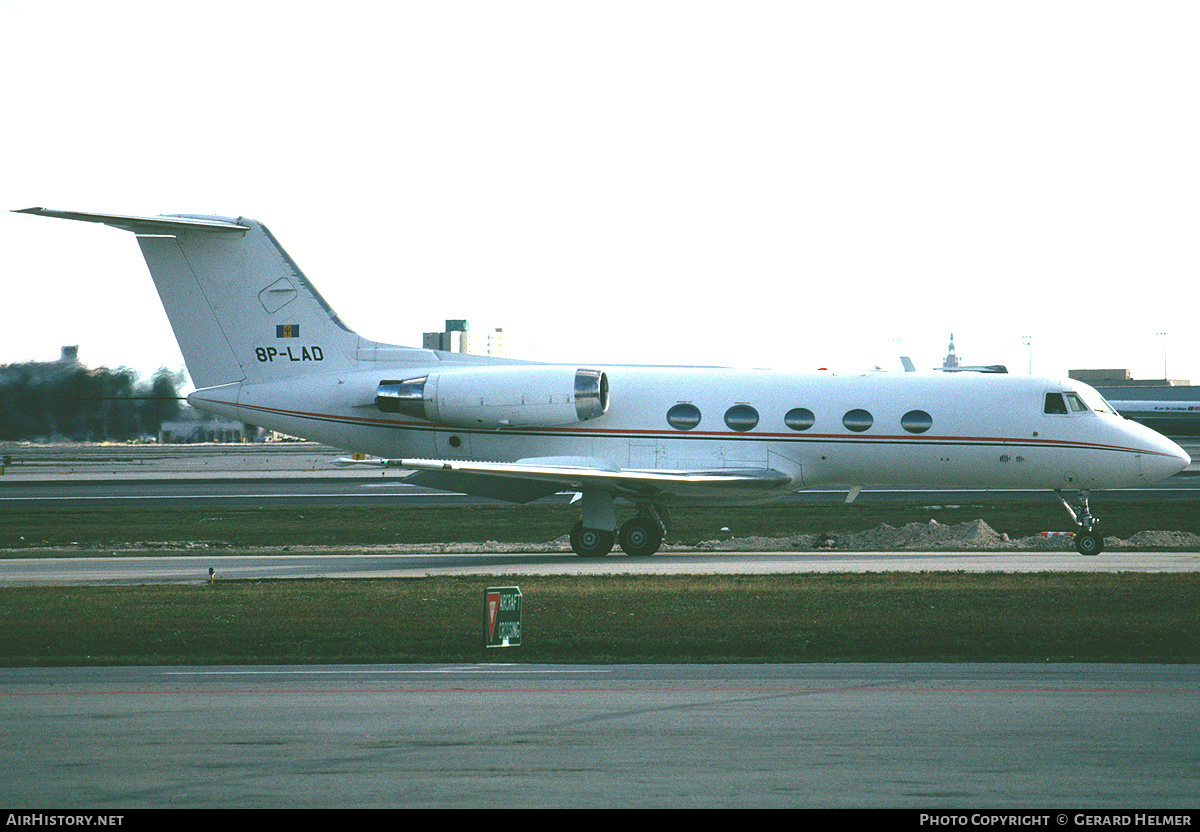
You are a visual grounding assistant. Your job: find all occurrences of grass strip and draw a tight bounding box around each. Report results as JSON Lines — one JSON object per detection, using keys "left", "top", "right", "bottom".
{"left": 4, "top": 500, "right": 1200, "bottom": 552}
{"left": 2, "top": 573, "right": 1196, "bottom": 666}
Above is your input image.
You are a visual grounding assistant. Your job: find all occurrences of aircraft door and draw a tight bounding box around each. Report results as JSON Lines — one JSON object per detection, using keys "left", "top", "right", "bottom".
{"left": 629, "top": 440, "right": 666, "bottom": 470}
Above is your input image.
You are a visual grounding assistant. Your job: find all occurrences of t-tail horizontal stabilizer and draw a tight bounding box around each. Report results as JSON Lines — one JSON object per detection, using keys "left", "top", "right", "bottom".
{"left": 14, "top": 207, "right": 394, "bottom": 390}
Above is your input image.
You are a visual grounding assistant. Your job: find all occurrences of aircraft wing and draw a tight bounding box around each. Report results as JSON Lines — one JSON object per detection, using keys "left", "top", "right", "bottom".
{"left": 394, "top": 457, "right": 795, "bottom": 503}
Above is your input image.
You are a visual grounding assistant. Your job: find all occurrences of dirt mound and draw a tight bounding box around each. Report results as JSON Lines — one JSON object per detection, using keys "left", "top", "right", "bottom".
{"left": 1120, "top": 530, "right": 1200, "bottom": 549}
{"left": 845, "top": 518, "right": 1010, "bottom": 550}
{"left": 694, "top": 519, "right": 1013, "bottom": 551}
{"left": 690, "top": 520, "right": 1200, "bottom": 552}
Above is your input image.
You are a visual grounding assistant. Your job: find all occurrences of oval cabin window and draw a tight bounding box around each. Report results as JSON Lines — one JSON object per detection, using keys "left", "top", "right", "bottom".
{"left": 901, "top": 410, "right": 933, "bottom": 434}
{"left": 842, "top": 409, "right": 873, "bottom": 432}
{"left": 724, "top": 404, "right": 759, "bottom": 432}
{"left": 666, "top": 403, "right": 702, "bottom": 431}
{"left": 785, "top": 408, "right": 815, "bottom": 431}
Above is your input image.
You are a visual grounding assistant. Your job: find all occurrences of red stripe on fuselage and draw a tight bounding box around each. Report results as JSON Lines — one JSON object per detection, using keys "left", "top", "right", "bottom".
{"left": 193, "top": 398, "right": 1171, "bottom": 458}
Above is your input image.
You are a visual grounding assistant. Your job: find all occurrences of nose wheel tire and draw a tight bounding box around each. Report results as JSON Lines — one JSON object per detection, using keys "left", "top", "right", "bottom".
{"left": 1056, "top": 489, "right": 1105, "bottom": 557}
{"left": 1074, "top": 530, "right": 1103, "bottom": 556}
{"left": 570, "top": 521, "right": 614, "bottom": 557}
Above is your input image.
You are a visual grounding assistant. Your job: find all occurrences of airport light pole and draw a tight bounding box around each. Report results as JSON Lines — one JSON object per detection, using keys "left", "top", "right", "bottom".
{"left": 1157, "top": 331, "right": 1167, "bottom": 379}
{"left": 1021, "top": 335, "right": 1032, "bottom": 374}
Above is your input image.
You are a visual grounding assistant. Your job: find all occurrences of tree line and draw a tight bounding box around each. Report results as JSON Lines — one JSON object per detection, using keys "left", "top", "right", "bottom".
{"left": 0, "top": 362, "right": 184, "bottom": 442}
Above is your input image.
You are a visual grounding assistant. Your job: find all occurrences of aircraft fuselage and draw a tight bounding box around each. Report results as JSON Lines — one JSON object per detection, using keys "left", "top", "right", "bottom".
{"left": 190, "top": 364, "right": 1186, "bottom": 502}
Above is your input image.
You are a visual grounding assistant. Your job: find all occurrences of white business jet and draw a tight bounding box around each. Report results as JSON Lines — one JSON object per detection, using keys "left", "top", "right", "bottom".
{"left": 15, "top": 208, "right": 1191, "bottom": 556}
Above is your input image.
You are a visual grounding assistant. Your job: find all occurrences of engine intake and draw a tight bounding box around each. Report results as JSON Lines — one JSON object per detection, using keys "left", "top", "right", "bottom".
{"left": 377, "top": 366, "right": 609, "bottom": 429}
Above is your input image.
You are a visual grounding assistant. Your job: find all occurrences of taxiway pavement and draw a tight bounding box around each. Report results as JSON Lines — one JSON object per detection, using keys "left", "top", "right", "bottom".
{"left": 3, "top": 662, "right": 1196, "bottom": 809}
{"left": 3, "top": 550, "right": 1200, "bottom": 586}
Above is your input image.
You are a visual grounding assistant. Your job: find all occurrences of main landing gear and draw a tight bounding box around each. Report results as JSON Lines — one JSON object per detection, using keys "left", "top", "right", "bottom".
{"left": 569, "top": 495, "right": 666, "bottom": 557}
{"left": 618, "top": 515, "right": 664, "bottom": 557}
{"left": 1055, "top": 489, "right": 1104, "bottom": 556}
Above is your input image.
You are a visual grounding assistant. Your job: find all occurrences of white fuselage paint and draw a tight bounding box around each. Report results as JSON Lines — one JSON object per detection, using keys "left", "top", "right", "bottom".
{"left": 190, "top": 365, "right": 1189, "bottom": 504}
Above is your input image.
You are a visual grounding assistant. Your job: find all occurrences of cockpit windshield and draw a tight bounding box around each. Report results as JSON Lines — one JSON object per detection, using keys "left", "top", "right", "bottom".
{"left": 1045, "top": 387, "right": 1120, "bottom": 416}
{"left": 1064, "top": 392, "right": 1089, "bottom": 413}
{"left": 1075, "top": 387, "right": 1119, "bottom": 415}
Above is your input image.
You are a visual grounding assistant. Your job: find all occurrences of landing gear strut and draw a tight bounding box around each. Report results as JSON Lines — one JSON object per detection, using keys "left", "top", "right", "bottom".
{"left": 1055, "top": 489, "right": 1104, "bottom": 556}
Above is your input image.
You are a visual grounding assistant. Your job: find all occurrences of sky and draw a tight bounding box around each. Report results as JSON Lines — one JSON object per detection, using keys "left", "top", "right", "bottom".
{"left": 2, "top": 1, "right": 1198, "bottom": 391}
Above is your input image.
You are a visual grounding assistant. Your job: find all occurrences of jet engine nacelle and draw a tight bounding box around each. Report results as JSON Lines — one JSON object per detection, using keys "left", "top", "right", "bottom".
{"left": 376, "top": 366, "right": 609, "bottom": 429}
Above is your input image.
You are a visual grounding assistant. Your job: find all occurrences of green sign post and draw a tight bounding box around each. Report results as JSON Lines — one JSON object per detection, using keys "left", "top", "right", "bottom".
{"left": 485, "top": 586, "right": 522, "bottom": 648}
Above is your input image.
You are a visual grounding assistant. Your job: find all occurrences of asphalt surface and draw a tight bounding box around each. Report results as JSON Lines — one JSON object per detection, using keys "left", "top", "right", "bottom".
{"left": 3, "top": 663, "right": 1197, "bottom": 809}
{"left": 4, "top": 550, "right": 1200, "bottom": 586}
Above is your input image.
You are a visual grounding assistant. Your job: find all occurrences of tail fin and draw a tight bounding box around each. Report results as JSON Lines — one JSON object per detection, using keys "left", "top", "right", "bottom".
{"left": 16, "top": 208, "right": 373, "bottom": 389}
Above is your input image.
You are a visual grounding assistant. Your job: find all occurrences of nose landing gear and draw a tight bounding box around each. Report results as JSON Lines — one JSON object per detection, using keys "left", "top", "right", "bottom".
{"left": 1055, "top": 489, "right": 1104, "bottom": 555}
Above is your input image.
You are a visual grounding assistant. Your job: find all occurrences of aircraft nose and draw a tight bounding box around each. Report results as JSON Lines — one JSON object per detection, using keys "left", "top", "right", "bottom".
{"left": 1171, "top": 442, "right": 1191, "bottom": 471}
{"left": 1143, "top": 435, "right": 1191, "bottom": 482}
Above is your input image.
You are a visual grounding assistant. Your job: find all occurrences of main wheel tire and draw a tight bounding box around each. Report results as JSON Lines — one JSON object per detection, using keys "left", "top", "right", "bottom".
{"left": 618, "top": 517, "right": 663, "bottom": 556}
{"left": 570, "top": 520, "right": 614, "bottom": 557}
{"left": 1075, "top": 529, "right": 1104, "bottom": 556}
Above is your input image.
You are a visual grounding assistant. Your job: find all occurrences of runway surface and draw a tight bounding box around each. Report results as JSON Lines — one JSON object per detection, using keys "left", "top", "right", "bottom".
{"left": 3, "top": 550, "right": 1200, "bottom": 585}
{"left": 3, "top": 662, "right": 1196, "bottom": 809}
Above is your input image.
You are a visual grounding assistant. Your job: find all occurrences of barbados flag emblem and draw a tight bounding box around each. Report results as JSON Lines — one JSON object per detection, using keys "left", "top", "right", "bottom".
{"left": 276, "top": 324, "right": 300, "bottom": 338}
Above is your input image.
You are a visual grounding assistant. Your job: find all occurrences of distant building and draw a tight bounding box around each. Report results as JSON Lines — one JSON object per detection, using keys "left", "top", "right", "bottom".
{"left": 422, "top": 319, "right": 510, "bottom": 356}
{"left": 158, "top": 418, "right": 251, "bottom": 444}
{"left": 932, "top": 334, "right": 1007, "bottom": 374}
{"left": 487, "top": 328, "right": 508, "bottom": 356}
{"left": 1069, "top": 368, "right": 1192, "bottom": 388}
{"left": 1071, "top": 369, "right": 1200, "bottom": 437}
{"left": 423, "top": 319, "right": 470, "bottom": 352}
{"left": 942, "top": 334, "right": 960, "bottom": 370}
{"left": 58, "top": 345, "right": 82, "bottom": 366}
